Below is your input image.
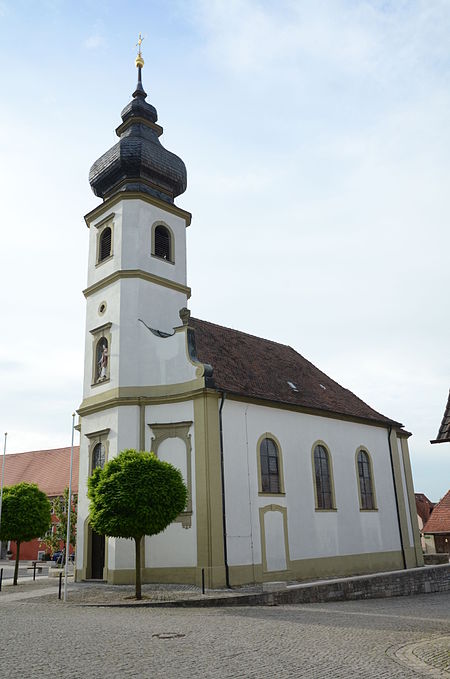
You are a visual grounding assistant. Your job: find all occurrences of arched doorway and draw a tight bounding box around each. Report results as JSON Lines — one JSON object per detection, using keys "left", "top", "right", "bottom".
{"left": 90, "top": 527, "right": 105, "bottom": 580}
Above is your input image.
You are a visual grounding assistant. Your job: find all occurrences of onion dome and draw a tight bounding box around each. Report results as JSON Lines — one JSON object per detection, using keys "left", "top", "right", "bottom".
{"left": 89, "top": 54, "right": 187, "bottom": 204}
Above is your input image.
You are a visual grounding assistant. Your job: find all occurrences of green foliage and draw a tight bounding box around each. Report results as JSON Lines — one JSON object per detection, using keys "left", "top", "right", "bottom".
{"left": 88, "top": 449, "right": 187, "bottom": 540}
{"left": 39, "top": 487, "right": 77, "bottom": 556}
{"left": 0, "top": 482, "right": 51, "bottom": 543}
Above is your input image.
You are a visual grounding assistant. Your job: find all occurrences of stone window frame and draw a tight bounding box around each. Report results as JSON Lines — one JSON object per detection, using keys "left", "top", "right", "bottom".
{"left": 85, "top": 428, "right": 110, "bottom": 476}
{"left": 355, "top": 446, "right": 378, "bottom": 511}
{"left": 149, "top": 421, "right": 192, "bottom": 528}
{"left": 90, "top": 322, "right": 112, "bottom": 387}
{"left": 259, "top": 504, "right": 291, "bottom": 575}
{"left": 311, "top": 440, "right": 337, "bottom": 511}
{"left": 256, "top": 432, "right": 285, "bottom": 496}
{"left": 151, "top": 220, "right": 175, "bottom": 265}
{"left": 95, "top": 214, "right": 115, "bottom": 266}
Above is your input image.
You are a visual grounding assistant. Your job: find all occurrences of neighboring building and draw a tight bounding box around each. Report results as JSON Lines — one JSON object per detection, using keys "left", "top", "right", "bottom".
{"left": 415, "top": 492, "right": 435, "bottom": 552}
{"left": 422, "top": 490, "right": 450, "bottom": 557}
{"left": 431, "top": 389, "right": 450, "bottom": 444}
{"left": 1, "top": 447, "right": 79, "bottom": 561}
{"left": 75, "top": 53, "right": 423, "bottom": 587}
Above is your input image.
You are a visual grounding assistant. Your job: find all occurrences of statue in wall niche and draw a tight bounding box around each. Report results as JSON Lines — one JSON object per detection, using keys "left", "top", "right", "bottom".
{"left": 96, "top": 339, "right": 108, "bottom": 381}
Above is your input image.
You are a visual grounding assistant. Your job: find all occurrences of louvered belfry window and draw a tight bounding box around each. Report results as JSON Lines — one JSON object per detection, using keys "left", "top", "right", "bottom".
{"left": 154, "top": 225, "right": 171, "bottom": 260}
{"left": 99, "top": 227, "right": 112, "bottom": 261}
{"left": 260, "top": 438, "right": 280, "bottom": 493}
{"left": 357, "top": 450, "right": 374, "bottom": 509}
{"left": 314, "top": 444, "right": 333, "bottom": 509}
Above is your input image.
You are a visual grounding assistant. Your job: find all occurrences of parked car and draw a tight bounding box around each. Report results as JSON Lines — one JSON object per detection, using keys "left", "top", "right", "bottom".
{"left": 52, "top": 551, "right": 74, "bottom": 564}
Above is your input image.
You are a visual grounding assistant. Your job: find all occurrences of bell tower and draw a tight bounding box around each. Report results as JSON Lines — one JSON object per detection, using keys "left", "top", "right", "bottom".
{"left": 76, "top": 42, "right": 199, "bottom": 582}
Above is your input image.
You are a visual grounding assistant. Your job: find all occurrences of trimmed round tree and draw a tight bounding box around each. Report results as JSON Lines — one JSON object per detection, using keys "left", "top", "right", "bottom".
{"left": 0, "top": 482, "right": 51, "bottom": 585}
{"left": 88, "top": 449, "right": 187, "bottom": 599}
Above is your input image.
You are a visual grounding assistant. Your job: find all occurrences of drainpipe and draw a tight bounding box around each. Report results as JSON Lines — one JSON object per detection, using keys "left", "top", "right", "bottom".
{"left": 387, "top": 426, "right": 407, "bottom": 570}
{"left": 219, "top": 392, "right": 231, "bottom": 589}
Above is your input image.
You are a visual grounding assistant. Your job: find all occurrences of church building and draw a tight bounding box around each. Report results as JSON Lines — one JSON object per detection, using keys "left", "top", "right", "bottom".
{"left": 75, "top": 50, "right": 423, "bottom": 587}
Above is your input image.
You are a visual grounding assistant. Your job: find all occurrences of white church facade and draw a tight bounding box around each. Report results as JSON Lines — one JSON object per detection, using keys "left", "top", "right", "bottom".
{"left": 75, "top": 54, "right": 423, "bottom": 587}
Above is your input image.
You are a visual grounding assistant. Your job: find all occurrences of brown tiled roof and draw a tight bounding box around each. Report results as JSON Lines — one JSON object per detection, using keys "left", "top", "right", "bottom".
{"left": 415, "top": 493, "right": 435, "bottom": 524}
{"left": 423, "top": 490, "right": 450, "bottom": 534}
{"left": 191, "top": 318, "right": 402, "bottom": 427}
{"left": 431, "top": 390, "right": 450, "bottom": 444}
{"left": 2, "top": 447, "right": 79, "bottom": 497}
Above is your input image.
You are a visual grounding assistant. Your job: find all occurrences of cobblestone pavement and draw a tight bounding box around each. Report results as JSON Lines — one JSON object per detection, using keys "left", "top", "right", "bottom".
{"left": 0, "top": 590, "right": 448, "bottom": 678}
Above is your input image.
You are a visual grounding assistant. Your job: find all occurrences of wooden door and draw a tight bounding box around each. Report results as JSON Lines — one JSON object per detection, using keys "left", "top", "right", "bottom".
{"left": 91, "top": 530, "right": 105, "bottom": 579}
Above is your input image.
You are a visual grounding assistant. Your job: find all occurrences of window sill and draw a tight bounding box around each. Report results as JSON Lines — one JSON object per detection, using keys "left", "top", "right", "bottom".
{"left": 91, "top": 378, "right": 110, "bottom": 388}
{"left": 151, "top": 253, "right": 175, "bottom": 265}
{"left": 95, "top": 254, "right": 114, "bottom": 267}
{"left": 258, "top": 492, "right": 286, "bottom": 497}
{"left": 359, "top": 508, "right": 378, "bottom": 512}
{"left": 315, "top": 508, "right": 337, "bottom": 512}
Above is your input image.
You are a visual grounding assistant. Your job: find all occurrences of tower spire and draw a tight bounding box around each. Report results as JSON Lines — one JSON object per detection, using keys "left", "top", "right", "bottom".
{"left": 133, "top": 33, "right": 146, "bottom": 99}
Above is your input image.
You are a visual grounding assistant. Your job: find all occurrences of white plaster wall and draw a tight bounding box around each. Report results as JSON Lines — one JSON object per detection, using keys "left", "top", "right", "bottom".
{"left": 76, "top": 408, "right": 120, "bottom": 571}
{"left": 119, "top": 275, "right": 187, "bottom": 338}
{"left": 86, "top": 203, "right": 124, "bottom": 288}
{"left": 86, "top": 199, "right": 187, "bottom": 290}
{"left": 397, "top": 436, "right": 414, "bottom": 548}
{"left": 118, "top": 285, "right": 197, "bottom": 385}
{"left": 158, "top": 437, "right": 188, "bottom": 482}
{"left": 83, "top": 284, "right": 121, "bottom": 398}
{"left": 145, "top": 401, "right": 195, "bottom": 449}
{"left": 264, "top": 511, "right": 287, "bottom": 572}
{"left": 83, "top": 280, "right": 195, "bottom": 401}
{"left": 222, "top": 400, "right": 402, "bottom": 569}
{"left": 145, "top": 401, "right": 197, "bottom": 568}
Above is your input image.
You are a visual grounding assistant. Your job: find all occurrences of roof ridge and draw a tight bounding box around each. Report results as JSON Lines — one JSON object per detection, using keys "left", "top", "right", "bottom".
{"left": 191, "top": 317, "right": 293, "bottom": 350}
{"left": 6, "top": 446, "right": 80, "bottom": 457}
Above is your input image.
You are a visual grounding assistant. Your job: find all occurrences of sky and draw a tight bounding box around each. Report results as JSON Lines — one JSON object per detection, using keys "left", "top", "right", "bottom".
{"left": 0, "top": 0, "right": 448, "bottom": 502}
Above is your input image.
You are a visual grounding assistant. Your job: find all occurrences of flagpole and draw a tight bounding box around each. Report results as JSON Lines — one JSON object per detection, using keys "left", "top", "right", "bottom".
{"left": 64, "top": 415, "right": 75, "bottom": 602}
{"left": 0, "top": 433, "right": 8, "bottom": 547}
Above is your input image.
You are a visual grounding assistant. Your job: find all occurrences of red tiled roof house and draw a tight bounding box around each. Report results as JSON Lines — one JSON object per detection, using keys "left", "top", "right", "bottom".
{"left": 422, "top": 490, "right": 450, "bottom": 557}
{"left": 1, "top": 447, "right": 79, "bottom": 561}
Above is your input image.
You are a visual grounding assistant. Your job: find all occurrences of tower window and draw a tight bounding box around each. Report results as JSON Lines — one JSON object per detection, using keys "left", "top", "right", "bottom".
{"left": 99, "top": 227, "right": 112, "bottom": 262}
{"left": 154, "top": 224, "right": 172, "bottom": 261}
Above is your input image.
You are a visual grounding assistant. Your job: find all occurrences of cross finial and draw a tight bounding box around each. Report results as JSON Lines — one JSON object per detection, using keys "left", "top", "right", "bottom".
{"left": 136, "top": 33, "right": 144, "bottom": 57}
{"left": 135, "top": 33, "right": 145, "bottom": 69}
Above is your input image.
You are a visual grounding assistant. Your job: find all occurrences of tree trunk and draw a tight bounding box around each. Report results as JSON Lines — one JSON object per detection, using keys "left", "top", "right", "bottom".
{"left": 134, "top": 537, "right": 142, "bottom": 600}
{"left": 13, "top": 542, "right": 20, "bottom": 586}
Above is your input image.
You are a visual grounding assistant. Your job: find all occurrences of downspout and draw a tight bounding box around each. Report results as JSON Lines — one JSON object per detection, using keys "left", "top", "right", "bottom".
{"left": 219, "top": 392, "right": 231, "bottom": 589}
{"left": 387, "top": 426, "right": 407, "bottom": 570}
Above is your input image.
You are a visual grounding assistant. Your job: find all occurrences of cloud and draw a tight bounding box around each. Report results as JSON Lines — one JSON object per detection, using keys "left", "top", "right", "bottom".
{"left": 84, "top": 34, "right": 106, "bottom": 50}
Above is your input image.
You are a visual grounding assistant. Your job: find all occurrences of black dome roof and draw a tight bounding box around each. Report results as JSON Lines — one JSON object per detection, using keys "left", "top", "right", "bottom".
{"left": 89, "top": 69, "right": 187, "bottom": 204}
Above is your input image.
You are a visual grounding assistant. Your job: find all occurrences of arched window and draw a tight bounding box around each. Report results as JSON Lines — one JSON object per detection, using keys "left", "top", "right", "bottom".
{"left": 99, "top": 226, "right": 112, "bottom": 261}
{"left": 154, "top": 224, "right": 171, "bottom": 261}
{"left": 92, "top": 443, "right": 105, "bottom": 471}
{"left": 95, "top": 337, "right": 108, "bottom": 382}
{"left": 313, "top": 444, "right": 334, "bottom": 509}
{"left": 357, "top": 450, "right": 375, "bottom": 509}
{"left": 260, "top": 437, "right": 281, "bottom": 493}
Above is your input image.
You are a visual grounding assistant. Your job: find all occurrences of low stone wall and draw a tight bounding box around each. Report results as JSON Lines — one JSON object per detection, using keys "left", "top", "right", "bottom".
{"left": 274, "top": 563, "right": 450, "bottom": 606}
{"left": 423, "top": 553, "right": 449, "bottom": 566}
{"left": 165, "top": 564, "right": 450, "bottom": 608}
